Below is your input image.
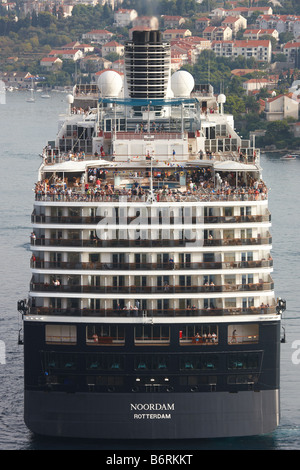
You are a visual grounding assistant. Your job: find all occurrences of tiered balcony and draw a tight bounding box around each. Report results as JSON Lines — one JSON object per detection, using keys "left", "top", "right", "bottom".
{"left": 28, "top": 305, "right": 277, "bottom": 317}
{"left": 31, "top": 235, "right": 273, "bottom": 248}
{"left": 31, "top": 259, "right": 273, "bottom": 271}
{"left": 30, "top": 279, "right": 274, "bottom": 294}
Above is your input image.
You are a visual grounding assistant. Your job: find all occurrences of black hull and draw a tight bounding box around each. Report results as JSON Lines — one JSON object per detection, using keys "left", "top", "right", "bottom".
{"left": 24, "top": 389, "right": 279, "bottom": 439}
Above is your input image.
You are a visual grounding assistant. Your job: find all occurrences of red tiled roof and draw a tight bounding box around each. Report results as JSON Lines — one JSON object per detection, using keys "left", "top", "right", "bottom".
{"left": 283, "top": 41, "right": 300, "bottom": 49}
{"left": 103, "top": 41, "right": 124, "bottom": 47}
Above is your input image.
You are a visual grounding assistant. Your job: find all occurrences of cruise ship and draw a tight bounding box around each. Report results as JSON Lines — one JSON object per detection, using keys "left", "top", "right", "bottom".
{"left": 18, "top": 30, "right": 286, "bottom": 439}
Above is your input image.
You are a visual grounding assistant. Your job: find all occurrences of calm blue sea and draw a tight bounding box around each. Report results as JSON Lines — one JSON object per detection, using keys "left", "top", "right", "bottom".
{"left": 0, "top": 91, "right": 299, "bottom": 451}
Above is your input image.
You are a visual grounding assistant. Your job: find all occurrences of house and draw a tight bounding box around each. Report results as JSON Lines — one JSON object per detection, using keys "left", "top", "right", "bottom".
{"left": 113, "top": 9, "right": 138, "bottom": 27}
{"left": 211, "top": 40, "right": 234, "bottom": 58}
{"left": 224, "top": 7, "right": 249, "bottom": 18}
{"left": 264, "top": 93, "right": 299, "bottom": 121}
{"left": 40, "top": 57, "right": 63, "bottom": 70}
{"left": 170, "top": 36, "right": 211, "bottom": 64}
{"left": 221, "top": 15, "right": 247, "bottom": 36}
{"left": 170, "top": 55, "right": 183, "bottom": 71}
{"left": 111, "top": 59, "right": 125, "bottom": 72}
{"left": 242, "top": 78, "right": 276, "bottom": 95}
{"left": 233, "top": 39, "right": 272, "bottom": 63}
{"left": 210, "top": 8, "right": 227, "bottom": 18}
{"left": 0, "top": 71, "right": 33, "bottom": 88}
{"left": 184, "top": 36, "right": 211, "bottom": 51}
{"left": 48, "top": 49, "right": 83, "bottom": 61}
{"left": 243, "top": 28, "right": 279, "bottom": 41}
{"left": 162, "top": 15, "right": 186, "bottom": 29}
{"left": 79, "top": 56, "right": 112, "bottom": 72}
{"left": 256, "top": 15, "right": 300, "bottom": 39}
{"left": 102, "top": 41, "right": 125, "bottom": 58}
{"left": 211, "top": 39, "right": 272, "bottom": 62}
{"left": 170, "top": 44, "right": 190, "bottom": 65}
{"left": 82, "top": 29, "right": 113, "bottom": 44}
{"left": 162, "top": 29, "right": 192, "bottom": 41}
{"left": 225, "top": 6, "right": 273, "bottom": 18}
{"left": 248, "top": 6, "right": 273, "bottom": 17}
{"left": 203, "top": 26, "right": 232, "bottom": 41}
{"left": 195, "top": 17, "right": 211, "bottom": 33}
{"left": 282, "top": 41, "right": 300, "bottom": 63}
{"left": 61, "top": 42, "right": 95, "bottom": 53}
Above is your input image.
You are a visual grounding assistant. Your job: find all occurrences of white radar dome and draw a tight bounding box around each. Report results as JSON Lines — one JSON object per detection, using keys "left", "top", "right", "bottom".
{"left": 97, "top": 70, "right": 123, "bottom": 97}
{"left": 171, "top": 70, "right": 195, "bottom": 98}
{"left": 217, "top": 94, "right": 226, "bottom": 104}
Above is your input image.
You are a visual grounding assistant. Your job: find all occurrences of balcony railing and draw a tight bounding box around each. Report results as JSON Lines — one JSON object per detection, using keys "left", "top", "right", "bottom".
{"left": 30, "top": 281, "right": 274, "bottom": 294}
{"left": 31, "top": 214, "right": 271, "bottom": 225}
{"left": 31, "top": 236, "right": 273, "bottom": 248}
{"left": 31, "top": 259, "right": 273, "bottom": 271}
{"left": 28, "top": 306, "right": 277, "bottom": 317}
{"left": 34, "top": 190, "right": 268, "bottom": 203}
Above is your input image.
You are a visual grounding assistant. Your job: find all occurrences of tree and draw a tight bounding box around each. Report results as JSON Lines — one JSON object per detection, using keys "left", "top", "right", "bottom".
{"left": 224, "top": 95, "right": 246, "bottom": 115}
{"left": 263, "top": 120, "right": 293, "bottom": 148}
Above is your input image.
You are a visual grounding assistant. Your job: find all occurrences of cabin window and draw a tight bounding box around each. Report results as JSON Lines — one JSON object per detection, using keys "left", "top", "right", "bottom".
{"left": 134, "top": 354, "right": 169, "bottom": 370}
{"left": 227, "top": 324, "right": 259, "bottom": 345}
{"left": 227, "top": 352, "right": 261, "bottom": 370}
{"left": 86, "top": 325, "right": 125, "bottom": 345}
{"left": 179, "top": 324, "right": 218, "bottom": 345}
{"left": 45, "top": 324, "right": 77, "bottom": 344}
{"left": 43, "top": 352, "right": 77, "bottom": 370}
{"left": 180, "top": 354, "right": 219, "bottom": 370}
{"left": 134, "top": 325, "right": 170, "bottom": 345}
{"left": 85, "top": 354, "right": 124, "bottom": 370}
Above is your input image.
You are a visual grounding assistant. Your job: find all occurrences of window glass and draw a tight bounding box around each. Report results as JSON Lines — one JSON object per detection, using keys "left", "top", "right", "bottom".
{"left": 86, "top": 354, "right": 124, "bottom": 370}
{"left": 134, "top": 355, "right": 169, "bottom": 370}
{"left": 179, "top": 324, "right": 218, "bottom": 345}
{"left": 86, "top": 325, "right": 125, "bottom": 345}
{"left": 227, "top": 352, "right": 260, "bottom": 370}
{"left": 45, "top": 324, "right": 77, "bottom": 344}
{"left": 134, "top": 325, "right": 170, "bottom": 344}
{"left": 228, "top": 324, "right": 259, "bottom": 344}
{"left": 180, "top": 354, "right": 219, "bottom": 370}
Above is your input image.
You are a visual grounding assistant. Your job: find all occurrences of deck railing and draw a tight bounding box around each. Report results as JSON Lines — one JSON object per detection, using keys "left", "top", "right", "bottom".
{"left": 31, "top": 259, "right": 273, "bottom": 271}
{"left": 31, "top": 213, "right": 271, "bottom": 224}
{"left": 28, "top": 306, "right": 277, "bottom": 317}
{"left": 30, "top": 236, "right": 273, "bottom": 248}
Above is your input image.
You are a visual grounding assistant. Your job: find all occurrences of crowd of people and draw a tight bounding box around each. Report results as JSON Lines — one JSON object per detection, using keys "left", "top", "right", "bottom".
{"left": 34, "top": 168, "right": 268, "bottom": 203}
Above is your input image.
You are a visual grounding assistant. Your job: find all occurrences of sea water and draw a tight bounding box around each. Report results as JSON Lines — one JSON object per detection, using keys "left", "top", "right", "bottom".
{"left": 0, "top": 91, "right": 299, "bottom": 450}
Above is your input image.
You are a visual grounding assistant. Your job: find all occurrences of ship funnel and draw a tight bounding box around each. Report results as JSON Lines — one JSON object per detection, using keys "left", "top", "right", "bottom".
{"left": 124, "top": 30, "right": 171, "bottom": 101}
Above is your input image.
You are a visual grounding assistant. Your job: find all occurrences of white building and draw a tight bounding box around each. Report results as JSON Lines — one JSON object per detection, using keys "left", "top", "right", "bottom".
{"left": 242, "top": 78, "right": 275, "bottom": 95}
{"left": 113, "top": 9, "right": 138, "bottom": 27}
{"left": 282, "top": 41, "right": 300, "bottom": 63}
{"left": 211, "top": 39, "right": 272, "bottom": 63}
{"left": 234, "top": 40, "right": 272, "bottom": 63}
{"left": 243, "top": 29, "right": 279, "bottom": 41}
{"left": 221, "top": 15, "right": 247, "bottom": 36}
{"left": 82, "top": 29, "right": 114, "bottom": 44}
{"left": 256, "top": 15, "right": 300, "bottom": 39}
{"left": 264, "top": 93, "right": 299, "bottom": 121}
{"left": 48, "top": 49, "right": 83, "bottom": 61}
{"left": 102, "top": 41, "right": 125, "bottom": 58}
